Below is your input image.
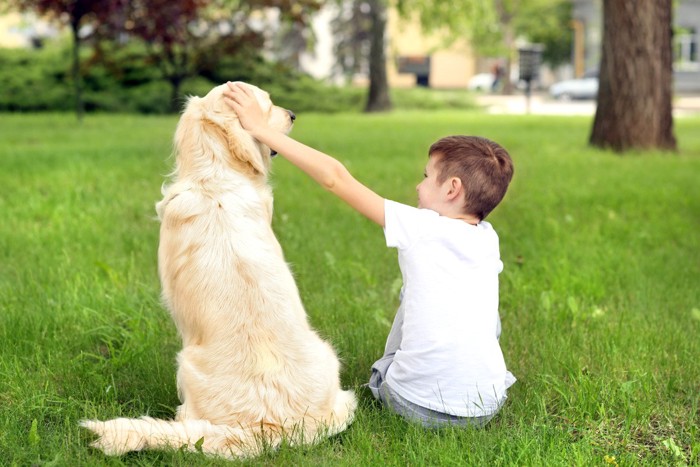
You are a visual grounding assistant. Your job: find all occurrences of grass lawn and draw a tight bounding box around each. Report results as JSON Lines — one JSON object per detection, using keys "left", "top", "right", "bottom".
{"left": 1, "top": 110, "right": 699, "bottom": 466}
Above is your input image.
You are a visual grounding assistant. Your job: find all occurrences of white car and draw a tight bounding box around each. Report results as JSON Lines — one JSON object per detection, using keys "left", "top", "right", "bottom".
{"left": 468, "top": 73, "right": 495, "bottom": 92}
{"left": 549, "top": 72, "right": 598, "bottom": 100}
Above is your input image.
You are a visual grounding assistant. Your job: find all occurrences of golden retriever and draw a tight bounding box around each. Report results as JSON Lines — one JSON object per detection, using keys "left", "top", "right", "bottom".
{"left": 80, "top": 82, "right": 357, "bottom": 458}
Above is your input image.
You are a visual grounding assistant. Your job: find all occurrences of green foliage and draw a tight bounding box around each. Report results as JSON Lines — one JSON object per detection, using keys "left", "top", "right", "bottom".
{"left": 516, "top": 0, "right": 574, "bottom": 66}
{"left": 397, "top": 0, "right": 502, "bottom": 54}
{"left": 0, "top": 40, "right": 368, "bottom": 114}
{"left": 265, "top": 77, "right": 366, "bottom": 113}
{"left": 0, "top": 43, "right": 73, "bottom": 111}
{"left": 0, "top": 112, "right": 699, "bottom": 465}
{"left": 396, "top": 0, "right": 572, "bottom": 62}
{"left": 0, "top": 39, "right": 479, "bottom": 115}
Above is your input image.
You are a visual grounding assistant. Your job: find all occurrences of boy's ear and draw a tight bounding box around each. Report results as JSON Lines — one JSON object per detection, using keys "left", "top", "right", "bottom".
{"left": 446, "top": 177, "right": 463, "bottom": 200}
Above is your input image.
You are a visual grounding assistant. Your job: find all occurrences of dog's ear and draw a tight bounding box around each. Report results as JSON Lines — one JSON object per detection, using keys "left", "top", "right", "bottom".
{"left": 203, "top": 90, "right": 269, "bottom": 176}
{"left": 221, "top": 118, "right": 269, "bottom": 176}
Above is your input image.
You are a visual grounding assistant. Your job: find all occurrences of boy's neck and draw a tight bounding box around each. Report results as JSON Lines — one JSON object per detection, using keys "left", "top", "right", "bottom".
{"left": 438, "top": 207, "right": 480, "bottom": 225}
{"left": 452, "top": 214, "right": 480, "bottom": 225}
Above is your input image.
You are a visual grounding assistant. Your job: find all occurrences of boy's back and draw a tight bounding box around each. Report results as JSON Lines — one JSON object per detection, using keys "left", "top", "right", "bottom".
{"left": 383, "top": 200, "right": 514, "bottom": 417}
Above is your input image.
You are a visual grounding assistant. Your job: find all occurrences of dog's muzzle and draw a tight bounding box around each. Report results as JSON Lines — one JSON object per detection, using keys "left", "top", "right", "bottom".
{"left": 270, "top": 110, "right": 296, "bottom": 157}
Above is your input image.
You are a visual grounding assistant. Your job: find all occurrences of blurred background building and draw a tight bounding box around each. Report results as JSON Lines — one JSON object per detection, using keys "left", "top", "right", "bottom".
{"left": 1, "top": 1, "right": 698, "bottom": 92}
{"left": 571, "top": 0, "right": 700, "bottom": 92}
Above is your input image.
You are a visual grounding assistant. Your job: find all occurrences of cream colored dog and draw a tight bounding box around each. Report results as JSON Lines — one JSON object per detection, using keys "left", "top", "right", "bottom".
{"left": 81, "top": 83, "right": 357, "bottom": 458}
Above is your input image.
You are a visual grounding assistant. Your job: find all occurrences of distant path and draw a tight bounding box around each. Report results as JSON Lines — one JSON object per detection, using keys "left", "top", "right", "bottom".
{"left": 475, "top": 92, "right": 700, "bottom": 117}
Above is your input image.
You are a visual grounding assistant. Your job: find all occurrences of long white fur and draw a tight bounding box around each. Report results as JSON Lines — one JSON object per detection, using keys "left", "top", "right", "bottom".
{"left": 80, "top": 83, "right": 357, "bottom": 458}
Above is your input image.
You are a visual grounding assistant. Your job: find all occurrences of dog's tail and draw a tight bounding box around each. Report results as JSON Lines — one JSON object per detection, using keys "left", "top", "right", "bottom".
{"left": 80, "top": 417, "right": 291, "bottom": 459}
{"left": 81, "top": 390, "right": 357, "bottom": 458}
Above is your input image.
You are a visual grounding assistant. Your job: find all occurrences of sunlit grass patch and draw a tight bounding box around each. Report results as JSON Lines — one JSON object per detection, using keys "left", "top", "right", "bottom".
{"left": 1, "top": 112, "right": 698, "bottom": 465}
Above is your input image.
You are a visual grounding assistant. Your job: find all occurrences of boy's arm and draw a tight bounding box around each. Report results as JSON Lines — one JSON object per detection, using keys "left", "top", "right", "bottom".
{"left": 253, "top": 130, "right": 386, "bottom": 227}
{"left": 224, "top": 82, "right": 385, "bottom": 227}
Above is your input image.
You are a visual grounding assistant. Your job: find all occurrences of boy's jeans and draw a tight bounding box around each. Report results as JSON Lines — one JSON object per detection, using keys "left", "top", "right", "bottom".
{"left": 367, "top": 303, "right": 504, "bottom": 428}
{"left": 368, "top": 368, "right": 497, "bottom": 428}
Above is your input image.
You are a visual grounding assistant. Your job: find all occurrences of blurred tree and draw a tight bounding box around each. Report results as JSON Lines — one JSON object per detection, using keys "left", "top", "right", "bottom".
{"left": 364, "top": 0, "right": 391, "bottom": 111}
{"left": 331, "top": 0, "right": 391, "bottom": 112}
{"left": 8, "top": 0, "right": 127, "bottom": 121}
{"left": 123, "top": 0, "right": 321, "bottom": 112}
{"left": 515, "top": 0, "right": 572, "bottom": 67}
{"left": 8, "top": 0, "right": 333, "bottom": 114}
{"left": 331, "top": 0, "right": 371, "bottom": 82}
{"left": 589, "top": 0, "right": 676, "bottom": 152}
{"left": 396, "top": 0, "right": 571, "bottom": 94}
{"left": 275, "top": 21, "right": 308, "bottom": 71}
{"left": 123, "top": 0, "right": 209, "bottom": 112}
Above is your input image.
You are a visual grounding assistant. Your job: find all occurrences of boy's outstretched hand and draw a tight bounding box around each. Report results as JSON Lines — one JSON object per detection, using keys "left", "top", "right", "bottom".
{"left": 223, "top": 82, "right": 266, "bottom": 136}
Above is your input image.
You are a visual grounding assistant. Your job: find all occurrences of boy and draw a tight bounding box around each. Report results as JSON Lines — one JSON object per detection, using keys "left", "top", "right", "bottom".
{"left": 224, "top": 82, "right": 515, "bottom": 428}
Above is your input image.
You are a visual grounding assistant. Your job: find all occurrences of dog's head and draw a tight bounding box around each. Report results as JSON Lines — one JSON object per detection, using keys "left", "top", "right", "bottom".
{"left": 173, "top": 82, "right": 294, "bottom": 180}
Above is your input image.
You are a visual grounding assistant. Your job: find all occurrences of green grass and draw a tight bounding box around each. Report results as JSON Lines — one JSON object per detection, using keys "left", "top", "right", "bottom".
{"left": 1, "top": 111, "right": 699, "bottom": 466}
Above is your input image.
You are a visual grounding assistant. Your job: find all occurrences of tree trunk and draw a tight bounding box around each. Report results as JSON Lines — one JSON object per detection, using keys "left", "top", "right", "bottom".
{"left": 501, "top": 21, "right": 515, "bottom": 95}
{"left": 364, "top": 0, "right": 392, "bottom": 112}
{"left": 170, "top": 76, "right": 183, "bottom": 113}
{"left": 70, "top": 20, "right": 85, "bottom": 122}
{"left": 589, "top": 0, "right": 676, "bottom": 152}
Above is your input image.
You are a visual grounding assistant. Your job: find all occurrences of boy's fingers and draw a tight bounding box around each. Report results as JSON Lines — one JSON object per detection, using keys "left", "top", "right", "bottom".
{"left": 226, "top": 88, "right": 247, "bottom": 102}
{"left": 235, "top": 82, "right": 256, "bottom": 99}
{"left": 225, "top": 82, "right": 243, "bottom": 97}
{"left": 223, "top": 83, "right": 259, "bottom": 114}
{"left": 223, "top": 95, "right": 238, "bottom": 110}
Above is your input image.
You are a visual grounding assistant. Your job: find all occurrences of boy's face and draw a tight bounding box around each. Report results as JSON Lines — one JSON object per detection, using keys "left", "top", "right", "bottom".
{"left": 416, "top": 154, "right": 450, "bottom": 212}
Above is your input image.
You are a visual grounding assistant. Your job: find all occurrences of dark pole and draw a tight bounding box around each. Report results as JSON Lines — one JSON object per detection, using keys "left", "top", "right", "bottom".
{"left": 518, "top": 45, "right": 543, "bottom": 116}
{"left": 70, "top": 19, "right": 85, "bottom": 122}
{"left": 524, "top": 79, "right": 532, "bottom": 114}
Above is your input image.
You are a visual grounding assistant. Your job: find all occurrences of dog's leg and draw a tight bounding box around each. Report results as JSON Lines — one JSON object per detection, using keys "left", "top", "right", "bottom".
{"left": 174, "top": 348, "right": 203, "bottom": 421}
{"left": 326, "top": 389, "right": 358, "bottom": 436}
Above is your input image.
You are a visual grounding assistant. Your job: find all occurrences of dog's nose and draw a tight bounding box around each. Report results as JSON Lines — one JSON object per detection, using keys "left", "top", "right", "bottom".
{"left": 288, "top": 110, "right": 296, "bottom": 122}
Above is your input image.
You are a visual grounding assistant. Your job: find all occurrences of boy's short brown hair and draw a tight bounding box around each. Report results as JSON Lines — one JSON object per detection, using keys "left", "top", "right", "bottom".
{"left": 429, "top": 135, "right": 513, "bottom": 220}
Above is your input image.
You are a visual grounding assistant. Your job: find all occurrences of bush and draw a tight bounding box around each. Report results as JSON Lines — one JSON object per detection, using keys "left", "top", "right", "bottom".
{"left": 0, "top": 44, "right": 73, "bottom": 111}
{"left": 0, "top": 40, "right": 365, "bottom": 114}
{"left": 0, "top": 40, "right": 475, "bottom": 114}
{"left": 264, "top": 77, "right": 366, "bottom": 113}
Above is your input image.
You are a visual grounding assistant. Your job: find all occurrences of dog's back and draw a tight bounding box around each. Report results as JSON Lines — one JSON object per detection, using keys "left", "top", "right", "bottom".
{"left": 81, "top": 83, "right": 356, "bottom": 458}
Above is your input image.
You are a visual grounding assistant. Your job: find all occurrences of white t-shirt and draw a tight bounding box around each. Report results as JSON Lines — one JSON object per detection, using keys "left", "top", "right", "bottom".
{"left": 383, "top": 199, "right": 516, "bottom": 417}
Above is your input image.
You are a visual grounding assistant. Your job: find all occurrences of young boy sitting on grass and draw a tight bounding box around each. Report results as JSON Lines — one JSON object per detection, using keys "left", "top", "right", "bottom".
{"left": 224, "top": 82, "right": 516, "bottom": 428}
